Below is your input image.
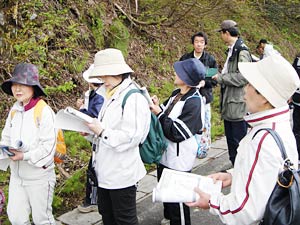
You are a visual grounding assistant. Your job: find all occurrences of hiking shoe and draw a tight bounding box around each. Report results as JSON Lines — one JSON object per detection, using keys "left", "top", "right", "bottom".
{"left": 197, "top": 150, "right": 207, "bottom": 159}
{"left": 161, "top": 218, "right": 170, "bottom": 225}
{"left": 77, "top": 203, "right": 98, "bottom": 213}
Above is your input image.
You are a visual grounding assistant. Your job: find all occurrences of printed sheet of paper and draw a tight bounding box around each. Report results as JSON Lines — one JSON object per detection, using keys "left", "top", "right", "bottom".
{"left": 0, "top": 147, "right": 10, "bottom": 171}
{"left": 152, "top": 168, "right": 222, "bottom": 203}
{"left": 54, "top": 107, "right": 94, "bottom": 134}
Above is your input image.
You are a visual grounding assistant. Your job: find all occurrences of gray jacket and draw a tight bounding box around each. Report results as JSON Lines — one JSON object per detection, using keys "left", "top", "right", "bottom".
{"left": 217, "top": 38, "right": 252, "bottom": 121}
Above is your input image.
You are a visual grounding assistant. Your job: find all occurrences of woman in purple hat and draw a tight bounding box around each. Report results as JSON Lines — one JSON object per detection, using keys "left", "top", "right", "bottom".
{"left": 0, "top": 63, "right": 56, "bottom": 225}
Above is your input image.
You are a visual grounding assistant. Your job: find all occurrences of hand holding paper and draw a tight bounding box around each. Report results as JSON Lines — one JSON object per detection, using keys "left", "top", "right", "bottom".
{"left": 152, "top": 168, "right": 222, "bottom": 203}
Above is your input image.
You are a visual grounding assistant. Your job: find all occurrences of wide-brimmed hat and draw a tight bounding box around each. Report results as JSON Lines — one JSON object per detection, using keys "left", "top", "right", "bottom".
{"left": 174, "top": 58, "right": 206, "bottom": 87}
{"left": 239, "top": 54, "right": 300, "bottom": 108}
{"left": 1, "top": 63, "right": 46, "bottom": 96}
{"left": 83, "top": 64, "right": 103, "bottom": 84}
{"left": 217, "top": 20, "right": 238, "bottom": 32}
{"left": 90, "top": 48, "right": 133, "bottom": 77}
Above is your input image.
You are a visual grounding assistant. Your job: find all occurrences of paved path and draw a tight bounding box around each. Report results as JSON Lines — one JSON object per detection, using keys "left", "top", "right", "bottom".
{"left": 56, "top": 136, "right": 230, "bottom": 225}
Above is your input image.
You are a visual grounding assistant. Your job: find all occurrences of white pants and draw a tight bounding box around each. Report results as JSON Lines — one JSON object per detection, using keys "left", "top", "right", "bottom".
{"left": 7, "top": 179, "right": 56, "bottom": 225}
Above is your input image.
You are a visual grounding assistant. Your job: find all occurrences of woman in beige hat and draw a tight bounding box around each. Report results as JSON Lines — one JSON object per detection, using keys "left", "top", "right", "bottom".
{"left": 86, "top": 48, "right": 151, "bottom": 225}
{"left": 186, "top": 54, "right": 300, "bottom": 225}
{"left": 0, "top": 63, "right": 56, "bottom": 224}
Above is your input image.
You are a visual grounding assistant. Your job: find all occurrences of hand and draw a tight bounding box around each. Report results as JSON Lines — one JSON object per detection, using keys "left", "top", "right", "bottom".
{"left": 198, "top": 80, "right": 205, "bottom": 88}
{"left": 185, "top": 187, "right": 211, "bottom": 209}
{"left": 9, "top": 149, "right": 24, "bottom": 161}
{"left": 150, "top": 104, "right": 162, "bottom": 115}
{"left": 151, "top": 95, "right": 159, "bottom": 106}
{"left": 208, "top": 172, "right": 232, "bottom": 188}
{"left": 76, "top": 99, "right": 84, "bottom": 109}
{"left": 86, "top": 118, "right": 103, "bottom": 136}
{"left": 212, "top": 74, "right": 219, "bottom": 81}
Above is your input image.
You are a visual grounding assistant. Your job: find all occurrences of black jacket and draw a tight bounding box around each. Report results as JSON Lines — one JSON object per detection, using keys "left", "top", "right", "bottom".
{"left": 180, "top": 51, "right": 218, "bottom": 103}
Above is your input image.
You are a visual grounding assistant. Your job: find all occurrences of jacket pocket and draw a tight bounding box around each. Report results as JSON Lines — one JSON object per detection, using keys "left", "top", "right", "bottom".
{"left": 224, "top": 99, "right": 246, "bottom": 120}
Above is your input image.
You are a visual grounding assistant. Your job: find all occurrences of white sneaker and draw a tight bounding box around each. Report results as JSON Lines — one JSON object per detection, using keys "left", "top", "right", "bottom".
{"left": 161, "top": 218, "right": 170, "bottom": 225}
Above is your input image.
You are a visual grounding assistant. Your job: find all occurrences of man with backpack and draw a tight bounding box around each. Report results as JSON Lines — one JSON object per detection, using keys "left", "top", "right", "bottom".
{"left": 212, "top": 20, "right": 252, "bottom": 166}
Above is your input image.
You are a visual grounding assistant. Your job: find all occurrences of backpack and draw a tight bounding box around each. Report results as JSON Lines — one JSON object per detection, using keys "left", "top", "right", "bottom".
{"left": 121, "top": 89, "right": 168, "bottom": 164}
{"left": 11, "top": 99, "right": 66, "bottom": 164}
{"left": 254, "top": 128, "right": 300, "bottom": 225}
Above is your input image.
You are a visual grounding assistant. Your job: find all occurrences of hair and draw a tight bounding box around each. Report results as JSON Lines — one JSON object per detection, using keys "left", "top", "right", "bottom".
{"left": 92, "top": 83, "right": 102, "bottom": 87}
{"left": 121, "top": 73, "right": 131, "bottom": 81}
{"left": 221, "top": 27, "right": 239, "bottom": 37}
{"left": 259, "top": 39, "right": 268, "bottom": 44}
{"left": 191, "top": 32, "right": 208, "bottom": 45}
{"left": 33, "top": 86, "right": 42, "bottom": 98}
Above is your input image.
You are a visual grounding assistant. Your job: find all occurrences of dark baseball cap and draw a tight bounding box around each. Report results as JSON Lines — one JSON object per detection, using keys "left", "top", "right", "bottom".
{"left": 217, "top": 20, "right": 238, "bottom": 32}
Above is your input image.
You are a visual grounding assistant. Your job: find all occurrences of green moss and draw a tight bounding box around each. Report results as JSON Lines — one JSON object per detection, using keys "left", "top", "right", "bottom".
{"left": 108, "top": 18, "right": 130, "bottom": 56}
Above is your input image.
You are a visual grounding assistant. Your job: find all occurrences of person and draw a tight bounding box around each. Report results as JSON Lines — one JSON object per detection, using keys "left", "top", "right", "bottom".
{"left": 0, "top": 63, "right": 57, "bottom": 224}
{"left": 292, "top": 53, "right": 300, "bottom": 161}
{"left": 151, "top": 58, "right": 206, "bottom": 225}
{"left": 76, "top": 64, "right": 105, "bottom": 213}
{"left": 212, "top": 20, "right": 252, "bottom": 166}
{"left": 256, "top": 44, "right": 264, "bottom": 60}
{"left": 258, "top": 39, "right": 280, "bottom": 58}
{"left": 180, "top": 31, "right": 218, "bottom": 158}
{"left": 86, "top": 48, "right": 151, "bottom": 225}
{"left": 186, "top": 54, "right": 300, "bottom": 225}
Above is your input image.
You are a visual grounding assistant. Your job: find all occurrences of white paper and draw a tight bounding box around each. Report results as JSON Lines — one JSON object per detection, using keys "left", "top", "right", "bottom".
{"left": 140, "top": 87, "right": 154, "bottom": 106}
{"left": 152, "top": 168, "right": 222, "bottom": 203}
{"left": 54, "top": 107, "right": 94, "bottom": 134}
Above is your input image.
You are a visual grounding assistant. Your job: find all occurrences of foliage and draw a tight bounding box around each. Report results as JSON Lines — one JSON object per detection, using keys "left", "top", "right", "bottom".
{"left": 108, "top": 18, "right": 130, "bottom": 56}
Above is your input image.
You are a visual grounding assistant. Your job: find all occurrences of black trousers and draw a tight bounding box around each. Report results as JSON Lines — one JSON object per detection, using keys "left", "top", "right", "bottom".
{"left": 293, "top": 105, "right": 300, "bottom": 159}
{"left": 85, "top": 157, "right": 98, "bottom": 205}
{"left": 224, "top": 120, "right": 248, "bottom": 166}
{"left": 97, "top": 185, "right": 138, "bottom": 225}
{"left": 157, "top": 164, "right": 191, "bottom": 225}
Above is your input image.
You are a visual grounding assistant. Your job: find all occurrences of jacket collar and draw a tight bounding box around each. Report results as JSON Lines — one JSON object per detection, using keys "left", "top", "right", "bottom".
{"left": 244, "top": 105, "right": 290, "bottom": 128}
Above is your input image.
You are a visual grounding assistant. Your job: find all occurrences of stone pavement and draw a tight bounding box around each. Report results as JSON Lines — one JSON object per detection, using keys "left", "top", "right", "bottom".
{"left": 56, "top": 136, "right": 229, "bottom": 225}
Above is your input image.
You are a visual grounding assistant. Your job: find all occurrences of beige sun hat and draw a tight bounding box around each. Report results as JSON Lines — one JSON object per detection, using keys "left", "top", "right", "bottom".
{"left": 238, "top": 54, "right": 300, "bottom": 108}
{"left": 90, "top": 48, "right": 133, "bottom": 77}
{"left": 83, "top": 64, "right": 103, "bottom": 84}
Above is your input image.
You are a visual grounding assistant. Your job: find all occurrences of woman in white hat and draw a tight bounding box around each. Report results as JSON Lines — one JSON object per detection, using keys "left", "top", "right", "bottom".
{"left": 86, "top": 48, "right": 151, "bottom": 225}
{"left": 186, "top": 54, "right": 300, "bottom": 225}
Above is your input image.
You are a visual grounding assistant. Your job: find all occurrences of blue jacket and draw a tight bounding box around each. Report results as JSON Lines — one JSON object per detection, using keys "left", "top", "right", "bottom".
{"left": 80, "top": 89, "right": 104, "bottom": 118}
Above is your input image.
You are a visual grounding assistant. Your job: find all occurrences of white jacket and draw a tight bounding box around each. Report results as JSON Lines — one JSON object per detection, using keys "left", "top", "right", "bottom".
{"left": 94, "top": 78, "right": 151, "bottom": 189}
{"left": 209, "top": 106, "right": 298, "bottom": 225}
{"left": 0, "top": 99, "right": 56, "bottom": 185}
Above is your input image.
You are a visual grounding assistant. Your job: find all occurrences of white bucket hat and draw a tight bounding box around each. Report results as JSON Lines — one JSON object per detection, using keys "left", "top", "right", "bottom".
{"left": 83, "top": 64, "right": 103, "bottom": 84}
{"left": 90, "top": 48, "right": 133, "bottom": 77}
{"left": 239, "top": 54, "right": 300, "bottom": 108}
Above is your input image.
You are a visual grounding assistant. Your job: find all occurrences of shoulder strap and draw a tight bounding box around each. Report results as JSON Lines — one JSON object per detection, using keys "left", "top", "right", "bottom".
{"left": 10, "top": 110, "right": 16, "bottom": 120}
{"left": 10, "top": 99, "right": 47, "bottom": 127}
{"left": 33, "top": 99, "right": 47, "bottom": 127}
{"left": 121, "top": 89, "right": 142, "bottom": 115}
{"left": 253, "top": 128, "right": 289, "bottom": 162}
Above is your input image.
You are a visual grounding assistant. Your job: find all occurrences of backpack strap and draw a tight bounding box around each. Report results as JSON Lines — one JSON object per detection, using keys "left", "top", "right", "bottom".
{"left": 252, "top": 128, "right": 292, "bottom": 168}
{"left": 33, "top": 99, "right": 47, "bottom": 127}
{"left": 121, "top": 89, "right": 142, "bottom": 115}
{"left": 10, "top": 99, "right": 47, "bottom": 128}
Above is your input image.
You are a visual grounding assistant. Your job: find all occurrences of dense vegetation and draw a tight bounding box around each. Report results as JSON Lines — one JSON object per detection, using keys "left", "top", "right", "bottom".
{"left": 0, "top": 0, "right": 300, "bottom": 223}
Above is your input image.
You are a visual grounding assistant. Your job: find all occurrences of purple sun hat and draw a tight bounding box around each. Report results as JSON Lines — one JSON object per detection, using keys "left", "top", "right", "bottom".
{"left": 1, "top": 63, "right": 46, "bottom": 97}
